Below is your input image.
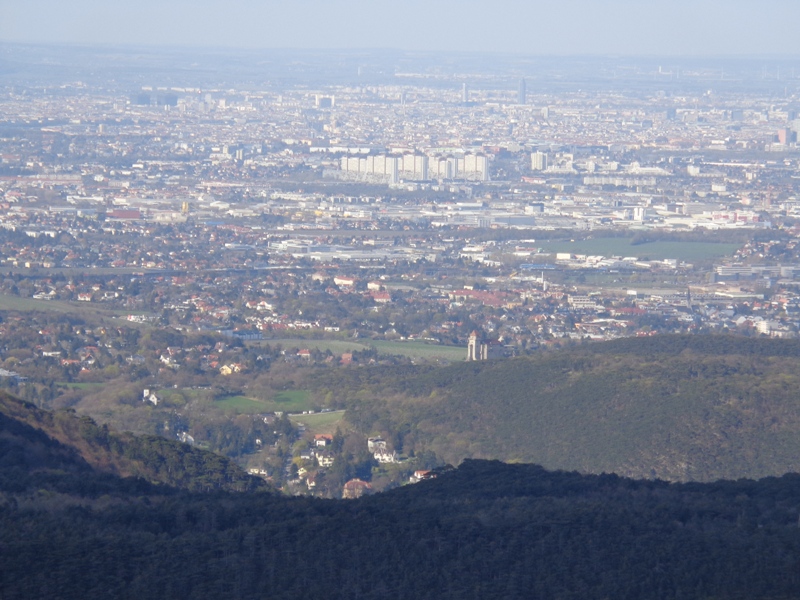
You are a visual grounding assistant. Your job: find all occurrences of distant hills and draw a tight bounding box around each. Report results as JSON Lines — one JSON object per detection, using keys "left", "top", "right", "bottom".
{"left": 314, "top": 335, "right": 800, "bottom": 482}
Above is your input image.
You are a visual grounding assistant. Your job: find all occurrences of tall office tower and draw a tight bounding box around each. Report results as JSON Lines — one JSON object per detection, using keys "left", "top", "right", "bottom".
{"left": 531, "top": 151, "right": 548, "bottom": 171}
{"left": 462, "top": 83, "right": 468, "bottom": 104}
{"left": 518, "top": 78, "right": 526, "bottom": 104}
{"left": 777, "top": 128, "right": 796, "bottom": 145}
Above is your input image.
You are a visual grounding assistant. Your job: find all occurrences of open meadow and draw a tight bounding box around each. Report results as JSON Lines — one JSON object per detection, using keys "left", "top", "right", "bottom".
{"left": 534, "top": 237, "right": 740, "bottom": 261}
{"left": 260, "top": 338, "right": 466, "bottom": 362}
{"left": 289, "top": 410, "right": 345, "bottom": 434}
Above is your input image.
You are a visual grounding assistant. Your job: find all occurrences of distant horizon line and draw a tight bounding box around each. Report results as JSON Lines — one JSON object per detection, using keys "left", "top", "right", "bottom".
{"left": 3, "top": 40, "right": 800, "bottom": 62}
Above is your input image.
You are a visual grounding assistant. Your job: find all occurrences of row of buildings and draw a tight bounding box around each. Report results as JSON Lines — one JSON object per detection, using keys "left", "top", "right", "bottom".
{"left": 336, "top": 152, "right": 489, "bottom": 183}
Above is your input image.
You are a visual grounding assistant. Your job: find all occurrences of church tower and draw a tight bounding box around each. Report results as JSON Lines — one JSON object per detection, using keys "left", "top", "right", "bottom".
{"left": 467, "top": 331, "right": 480, "bottom": 361}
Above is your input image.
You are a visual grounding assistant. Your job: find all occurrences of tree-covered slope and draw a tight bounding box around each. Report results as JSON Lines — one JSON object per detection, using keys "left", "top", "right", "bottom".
{"left": 2, "top": 458, "right": 800, "bottom": 599}
{"left": 2, "top": 396, "right": 800, "bottom": 599}
{"left": 0, "top": 392, "right": 267, "bottom": 493}
{"left": 314, "top": 335, "right": 800, "bottom": 481}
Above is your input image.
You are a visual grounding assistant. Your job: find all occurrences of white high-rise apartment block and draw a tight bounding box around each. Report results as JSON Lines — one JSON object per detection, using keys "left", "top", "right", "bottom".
{"left": 531, "top": 151, "right": 548, "bottom": 171}
{"left": 340, "top": 155, "right": 401, "bottom": 183}
{"left": 339, "top": 152, "right": 485, "bottom": 182}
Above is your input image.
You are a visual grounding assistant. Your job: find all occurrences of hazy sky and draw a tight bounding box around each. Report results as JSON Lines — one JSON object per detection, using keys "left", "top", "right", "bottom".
{"left": 1, "top": 0, "right": 798, "bottom": 56}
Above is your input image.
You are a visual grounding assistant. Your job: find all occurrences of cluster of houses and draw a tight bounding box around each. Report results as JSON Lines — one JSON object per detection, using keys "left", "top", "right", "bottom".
{"left": 291, "top": 433, "right": 405, "bottom": 497}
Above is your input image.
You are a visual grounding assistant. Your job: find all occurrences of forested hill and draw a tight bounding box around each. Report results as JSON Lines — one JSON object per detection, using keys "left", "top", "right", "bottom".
{"left": 3, "top": 394, "right": 800, "bottom": 599}
{"left": 582, "top": 333, "right": 800, "bottom": 358}
{"left": 312, "top": 334, "right": 800, "bottom": 482}
{"left": 2, "top": 456, "right": 800, "bottom": 599}
{"left": 0, "top": 392, "right": 267, "bottom": 493}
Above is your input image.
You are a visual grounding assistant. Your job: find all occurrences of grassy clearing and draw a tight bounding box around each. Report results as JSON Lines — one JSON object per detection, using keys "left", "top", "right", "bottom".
{"left": 58, "top": 382, "right": 107, "bottom": 390}
{"left": 214, "top": 390, "right": 315, "bottom": 414}
{"left": 214, "top": 395, "right": 271, "bottom": 413}
{"left": 0, "top": 293, "right": 151, "bottom": 328}
{"left": 289, "top": 410, "right": 345, "bottom": 434}
{"left": 266, "top": 390, "right": 314, "bottom": 413}
{"left": 0, "top": 294, "right": 84, "bottom": 313}
{"left": 256, "top": 337, "right": 465, "bottom": 362}
{"left": 252, "top": 390, "right": 314, "bottom": 413}
{"left": 534, "top": 238, "right": 739, "bottom": 261}
{"left": 369, "top": 340, "right": 466, "bottom": 361}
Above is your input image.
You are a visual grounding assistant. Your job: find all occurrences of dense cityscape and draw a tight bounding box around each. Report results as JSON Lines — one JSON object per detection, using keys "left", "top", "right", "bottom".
{"left": 3, "top": 46, "right": 800, "bottom": 496}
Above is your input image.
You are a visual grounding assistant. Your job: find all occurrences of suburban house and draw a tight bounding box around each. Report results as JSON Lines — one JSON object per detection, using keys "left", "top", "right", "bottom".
{"left": 315, "top": 450, "right": 335, "bottom": 468}
{"left": 374, "top": 449, "right": 398, "bottom": 464}
{"left": 342, "top": 478, "right": 373, "bottom": 499}
{"left": 219, "top": 363, "right": 245, "bottom": 376}
{"left": 314, "top": 434, "right": 333, "bottom": 447}
{"left": 367, "top": 437, "right": 387, "bottom": 453}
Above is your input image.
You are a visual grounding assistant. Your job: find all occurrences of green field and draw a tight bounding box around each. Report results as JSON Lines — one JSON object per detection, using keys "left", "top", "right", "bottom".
{"left": 267, "top": 390, "right": 314, "bottom": 412}
{"left": 58, "top": 382, "right": 107, "bottom": 391}
{"left": 0, "top": 293, "right": 152, "bottom": 328}
{"left": 289, "top": 410, "right": 345, "bottom": 434}
{"left": 214, "top": 390, "right": 315, "bottom": 414}
{"left": 534, "top": 238, "right": 740, "bottom": 261}
{"left": 369, "top": 340, "right": 466, "bottom": 361}
{"left": 0, "top": 294, "right": 85, "bottom": 314}
{"left": 214, "top": 395, "right": 271, "bottom": 413}
{"left": 258, "top": 337, "right": 465, "bottom": 362}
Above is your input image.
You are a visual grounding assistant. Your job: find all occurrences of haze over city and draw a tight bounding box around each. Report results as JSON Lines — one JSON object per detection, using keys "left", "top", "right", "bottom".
{"left": 3, "top": 0, "right": 800, "bottom": 56}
